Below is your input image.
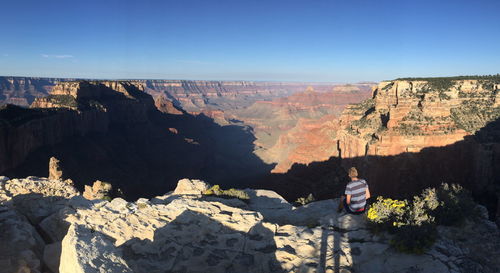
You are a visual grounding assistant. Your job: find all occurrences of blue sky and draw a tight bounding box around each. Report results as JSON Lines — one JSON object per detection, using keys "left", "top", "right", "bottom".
{"left": 0, "top": 0, "right": 499, "bottom": 82}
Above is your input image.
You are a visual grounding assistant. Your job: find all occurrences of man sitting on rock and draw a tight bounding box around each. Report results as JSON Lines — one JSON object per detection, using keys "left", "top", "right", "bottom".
{"left": 338, "top": 167, "right": 370, "bottom": 214}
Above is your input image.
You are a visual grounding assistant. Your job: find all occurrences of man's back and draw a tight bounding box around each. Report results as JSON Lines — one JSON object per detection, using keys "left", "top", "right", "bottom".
{"left": 345, "top": 179, "right": 368, "bottom": 211}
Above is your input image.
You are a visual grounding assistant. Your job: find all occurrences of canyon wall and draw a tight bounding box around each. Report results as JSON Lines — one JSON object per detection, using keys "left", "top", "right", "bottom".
{"left": 259, "top": 78, "right": 499, "bottom": 218}
{"left": 335, "top": 79, "right": 500, "bottom": 196}
{"left": 0, "top": 81, "right": 276, "bottom": 198}
{"left": 0, "top": 77, "right": 68, "bottom": 106}
{"left": 0, "top": 76, "right": 352, "bottom": 114}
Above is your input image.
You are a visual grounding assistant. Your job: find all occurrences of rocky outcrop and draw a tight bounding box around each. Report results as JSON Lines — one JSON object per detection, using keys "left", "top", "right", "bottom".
{"left": 82, "top": 180, "right": 113, "bottom": 200}
{"left": 173, "top": 178, "right": 210, "bottom": 195}
{"left": 0, "top": 176, "right": 79, "bottom": 273}
{"left": 334, "top": 79, "right": 499, "bottom": 197}
{"left": 1, "top": 176, "right": 498, "bottom": 273}
{"left": 154, "top": 95, "right": 183, "bottom": 115}
{"left": 338, "top": 79, "right": 500, "bottom": 158}
{"left": 48, "top": 157, "right": 63, "bottom": 180}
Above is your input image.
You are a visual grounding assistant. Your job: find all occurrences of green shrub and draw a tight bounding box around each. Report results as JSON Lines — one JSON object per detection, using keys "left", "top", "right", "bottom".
{"left": 47, "top": 95, "right": 78, "bottom": 108}
{"left": 294, "top": 193, "right": 316, "bottom": 206}
{"left": 394, "top": 123, "right": 423, "bottom": 135}
{"left": 450, "top": 100, "right": 500, "bottom": 133}
{"left": 433, "top": 183, "right": 478, "bottom": 226}
{"left": 203, "top": 185, "right": 250, "bottom": 201}
{"left": 347, "top": 99, "right": 375, "bottom": 115}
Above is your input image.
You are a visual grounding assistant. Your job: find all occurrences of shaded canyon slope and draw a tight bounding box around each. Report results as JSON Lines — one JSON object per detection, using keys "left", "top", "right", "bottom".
{"left": 0, "top": 81, "right": 274, "bottom": 199}
{"left": 260, "top": 77, "right": 500, "bottom": 219}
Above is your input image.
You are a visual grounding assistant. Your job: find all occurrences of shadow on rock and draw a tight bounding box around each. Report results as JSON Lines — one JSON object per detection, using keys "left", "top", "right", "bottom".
{"left": 61, "top": 210, "right": 285, "bottom": 273}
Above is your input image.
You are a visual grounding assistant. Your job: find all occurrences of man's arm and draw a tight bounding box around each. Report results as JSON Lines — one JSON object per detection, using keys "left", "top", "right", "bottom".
{"left": 346, "top": 194, "right": 351, "bottom": 205}
{"left": 365, "top": 187, "right": 371, "bottom": 199}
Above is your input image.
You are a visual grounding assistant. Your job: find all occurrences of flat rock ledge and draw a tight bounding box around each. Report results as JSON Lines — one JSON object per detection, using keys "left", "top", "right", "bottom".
{"left": 0, "top": 176, "right": 499, "bottom": 273}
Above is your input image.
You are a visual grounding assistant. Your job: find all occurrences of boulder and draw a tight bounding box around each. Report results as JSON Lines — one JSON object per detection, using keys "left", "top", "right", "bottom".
{"left": 173, "top": 178, "right": 210, "bottom": 195}
{"left": 82, "top": 180, "right": 113, "bottom": 200}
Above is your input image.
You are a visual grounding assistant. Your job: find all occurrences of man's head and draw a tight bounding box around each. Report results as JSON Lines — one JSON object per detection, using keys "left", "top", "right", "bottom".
{"left": 348, "top": 167, "right": 358, "bottom": 180}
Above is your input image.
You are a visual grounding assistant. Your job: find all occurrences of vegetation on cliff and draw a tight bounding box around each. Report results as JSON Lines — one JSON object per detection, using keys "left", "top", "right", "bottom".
{"left": 395, "top": 74, "right": 500, "bottom": 90}
{"left": 202, "top": 184, "right": 250, "bottom": 201}
{"left": 451, "top": 100, "right": 500, "bottom": 133}
{"left": 367, "top": 183, "right": 478, "bottom": 254}
{"left": 45, "top": 94, "right": 78, "bottom": 108}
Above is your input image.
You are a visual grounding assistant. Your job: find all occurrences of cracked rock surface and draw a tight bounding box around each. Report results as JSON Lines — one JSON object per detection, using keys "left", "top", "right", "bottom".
{"left": 1, "top": 176, "right": 499, "bottom": 273}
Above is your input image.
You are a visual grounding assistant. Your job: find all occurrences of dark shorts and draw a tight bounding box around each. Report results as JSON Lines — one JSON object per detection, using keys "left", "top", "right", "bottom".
{"left": 343, "top": 198, "right": 366, "bottom": 215}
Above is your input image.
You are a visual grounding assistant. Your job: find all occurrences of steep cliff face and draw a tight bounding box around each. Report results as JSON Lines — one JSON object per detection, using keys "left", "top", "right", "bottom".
{"left": 0, "top": 104, "right": 108, "bottom": 173}
{"left": 333, "top": 78, "right": 500, "bottom": 210}
{"left": 336, "top": 79, "right": 500, "bottom": 158}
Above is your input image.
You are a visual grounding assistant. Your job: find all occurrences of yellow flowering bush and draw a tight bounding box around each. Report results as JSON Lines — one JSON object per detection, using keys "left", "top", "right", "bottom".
{"left": 366, "top": 183, "right": 477, "bottom": 254}
{"left": 367, "top": 196, "right": 407, "bottom": 225}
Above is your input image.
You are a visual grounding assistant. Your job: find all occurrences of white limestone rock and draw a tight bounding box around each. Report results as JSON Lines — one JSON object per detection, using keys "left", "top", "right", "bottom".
{"left": 0, "top": 205, "right": 45, "bottom": 273}
{"left": 59, "top": 224, "right": 131, "bottom": 273}
{"left": 173, "top": 178, "right": 211, "bottom": 195}
{"left": 0, "top": 177, "right": 79, "bottom": 224}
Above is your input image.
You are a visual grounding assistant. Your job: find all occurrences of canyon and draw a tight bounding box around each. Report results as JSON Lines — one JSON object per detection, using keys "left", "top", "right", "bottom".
{"left": 261, "top": 77, "right": 500, "bottom": 222}
{"left": 1, "top": 75, "right": 500, "bottom": 273}
{"left": 0, "top": 77, "right": 371, "bottom": 193}
{"left": 1, "top": 76, "right": 499, "bottom": 219}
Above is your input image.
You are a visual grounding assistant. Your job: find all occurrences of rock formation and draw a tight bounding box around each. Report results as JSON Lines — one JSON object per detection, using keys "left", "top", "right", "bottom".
{"left": 0, "top": 176, "right": 499, "bottom": 273}
{"left": 48, "top": 157, "right": 63, "bottom": 180}
{"left": 82, "top": 180, "right": 113, "bottom": 200}
{"left": 333, "top": 79, "right": 500, "bottom": 198}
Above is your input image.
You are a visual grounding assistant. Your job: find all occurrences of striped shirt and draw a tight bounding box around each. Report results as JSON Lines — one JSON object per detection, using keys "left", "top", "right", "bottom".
{"left": 345, "top": 179, "right": 369, "bottom": 211}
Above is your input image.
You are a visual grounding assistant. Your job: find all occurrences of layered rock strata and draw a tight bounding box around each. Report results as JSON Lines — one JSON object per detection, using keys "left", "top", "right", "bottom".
{"left": 335, "top": 80, "right": 500, "bottom": 196}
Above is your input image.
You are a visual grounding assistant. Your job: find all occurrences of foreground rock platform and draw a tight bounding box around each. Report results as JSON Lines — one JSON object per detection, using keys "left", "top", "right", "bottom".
{"left": 0, "top": 176, "right": 499, "bottom": 273}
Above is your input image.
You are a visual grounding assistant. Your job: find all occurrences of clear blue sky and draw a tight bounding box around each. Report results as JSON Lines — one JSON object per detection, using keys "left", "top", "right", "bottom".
{"left": 1, "top": 0, "right": 499, "bottom": 82}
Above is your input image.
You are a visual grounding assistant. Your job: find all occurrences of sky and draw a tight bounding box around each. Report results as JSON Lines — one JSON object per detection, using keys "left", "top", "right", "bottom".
{"left": 0, "top": 0, "right": 499, "bottom": 82}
